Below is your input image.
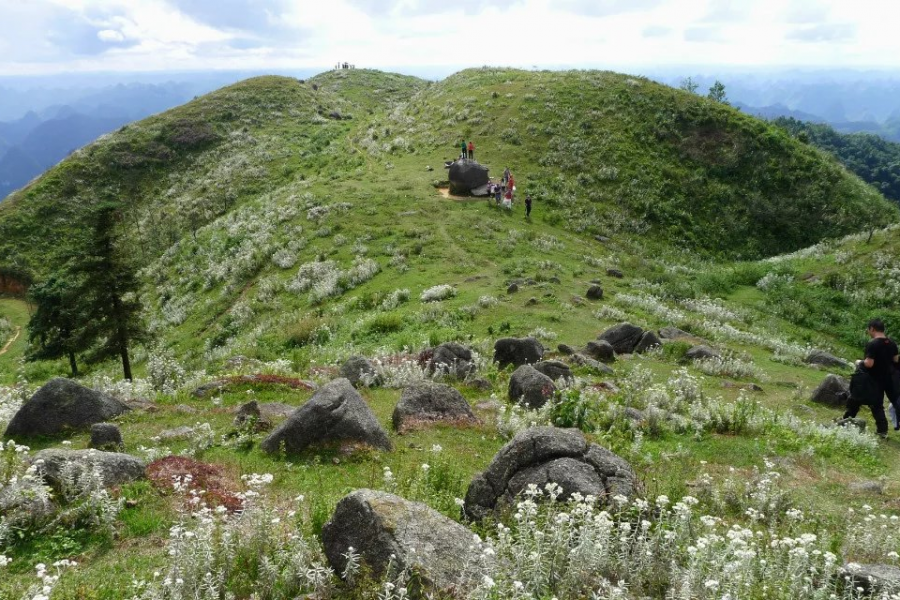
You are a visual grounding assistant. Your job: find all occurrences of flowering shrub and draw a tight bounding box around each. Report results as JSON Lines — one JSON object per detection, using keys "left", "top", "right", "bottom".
{"left": 288, "top": 258, "right": 381, "bottom": 304}
{"left": 695, "top": 355, "right": 768, "bottom": 381}
{"left": 420, "top": 284, "right": 456, "bottom": 303}
{"left": 147, "top": 347, "right": 187, "bottom": 395}
{"left": 380, "top": 288, "right": 411, "bottom": 311}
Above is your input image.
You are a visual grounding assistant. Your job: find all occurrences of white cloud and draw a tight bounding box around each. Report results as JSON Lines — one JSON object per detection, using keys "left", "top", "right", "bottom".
{"left": 0, "top": 0, "right": 897, "bottom": 74}
{"left": 96, "top": 29, "right": 125, "bottom": 42}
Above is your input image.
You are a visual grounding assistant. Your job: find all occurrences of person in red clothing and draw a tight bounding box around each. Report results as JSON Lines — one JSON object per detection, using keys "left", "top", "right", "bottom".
{"left": 467, "top": 141, "right": 474, "bottom": 160}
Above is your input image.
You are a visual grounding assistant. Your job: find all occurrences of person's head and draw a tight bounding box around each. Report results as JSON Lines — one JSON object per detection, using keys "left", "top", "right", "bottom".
{"left": 867, "top": 318, "right": 886, "bottom": 337}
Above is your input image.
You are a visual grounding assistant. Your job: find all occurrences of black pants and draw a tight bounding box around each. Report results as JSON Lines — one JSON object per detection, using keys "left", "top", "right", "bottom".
{"left": 468, "top": 150, "right": 473, "bottom": 159}
{"left": 844, "top": 379, "right": 897, "bottom": 435}
{"left": 526, "top": 204, "right": 531, "bottom": 217}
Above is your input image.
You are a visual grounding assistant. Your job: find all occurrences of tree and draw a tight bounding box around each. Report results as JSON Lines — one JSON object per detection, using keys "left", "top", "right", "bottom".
{"left": 680, "top": 77, "right": 700, "bottom": 94}
{"left": 27, "top": 272, "right": 86, "bottom": 376}
{"left": 73, "top": 202, "right": 148, "bottom": 380}
{"left": 708, "top": 80, "right": 728, "bottom": 104}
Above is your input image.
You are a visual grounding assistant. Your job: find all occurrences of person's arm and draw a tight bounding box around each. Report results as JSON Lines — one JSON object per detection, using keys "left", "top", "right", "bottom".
{"left": 864, "top": 357, "right": 875, "bottom": 368}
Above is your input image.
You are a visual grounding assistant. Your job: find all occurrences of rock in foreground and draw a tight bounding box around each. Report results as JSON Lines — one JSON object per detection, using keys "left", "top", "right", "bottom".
{"left": 33, "top": 448, "right": 146, "bottom": 489}
{"left": 323, "top": 489, "right": 485, "bottom": 596}
{"left": 464, "top": 427, "right": 638, "bottom": 520}
{"left": 509, "top": 365, "right": 557, "bottom": 409}
{"left": 5, "top": 378, "right": 130, "bottom": 438}
{"left": 493, "top": 337, "right": 544, "bottom": 369}
{"left": 448, "top": 160, "right": 489, "bottom": 195}
{"left": 392, "top": 382, "right": 478, "bottom": 432}
{"left": 810, "top": 374, "right": 850, "bottom": 408}
{"left": 261, "top": 378, "right": 391, "bottom": 454}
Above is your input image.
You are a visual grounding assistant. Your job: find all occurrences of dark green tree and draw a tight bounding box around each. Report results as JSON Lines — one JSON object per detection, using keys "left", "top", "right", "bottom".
{"left": 74, "top": 202, "right": 148, "bottom": 380}
{"left": 26, "top": 272, "right": 86, "bottom": 376}
{"left": 708, "top": 80, "right": 728, "bottom": 104}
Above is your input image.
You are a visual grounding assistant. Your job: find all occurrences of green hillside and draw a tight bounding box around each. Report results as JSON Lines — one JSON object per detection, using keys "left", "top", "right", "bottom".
{"left": 2, "top": 69, "right": 900, "bottom": 599}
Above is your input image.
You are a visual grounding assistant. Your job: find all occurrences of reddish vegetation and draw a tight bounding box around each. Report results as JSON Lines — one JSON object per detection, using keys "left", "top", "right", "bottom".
{"left": 225, "top": 374, "right": 316, "bottom": 390}
{"left": 147, "top": 456, "right": 243, "bottom": 512}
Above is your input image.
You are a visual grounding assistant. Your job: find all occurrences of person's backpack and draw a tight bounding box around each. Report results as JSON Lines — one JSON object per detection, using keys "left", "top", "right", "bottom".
{"left": 850, "top": 364, "right": 881, "bottom": 405}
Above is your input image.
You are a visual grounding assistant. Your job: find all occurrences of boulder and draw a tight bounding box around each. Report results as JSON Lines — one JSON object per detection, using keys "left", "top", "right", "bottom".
{"left": 659, "top": 326, "right": 692, "bottom": 340}
{"left": 233, "top": 401, "right": 272, "bottom": 432}
{"left": 261, "top": 378, "right": 392, "bottom": 455}
{"left": 509, "top": 365, "right": 557, "bottom": 409}
{"left": 507, "top": 282, "right": 519, "bottom": 294}
{"left": 493, "top": 337, "right": 544, "bottom": 369}
{"left": 634, "top": 331, "right": 662, "bottom": 354}
{"left": 570, "top": 354, "right": 615, "bottom": 375}
{"left": 339, "top": 355, "right": 379, "bottom": 387}
{"left": 805, "top": 350, "right": 850, "bottom": 369}
{"left": 584, "top": 340, "right": 616, "bottom": 363}
{"left": 841, "top": 563, "right": 900, "bottom": 595}
{"left": 464, "top": 427, "right": 639, "bottom": 521}
{"left": 323, "top": 490, "right": 485, "bottom": 596}
{"left": 811, "top": 374, "right": 850, "bottom": 408}
{"left": 191, "top": 381, "right": 227, "bottom": 399}
{"left": 607, "top": 269, "right": 624, "bottom": 278}
{"left": 392, "top": 382, "right": 478, "bottom": 432}
{"left": 4, "top": 378, "right": 130, "bottom": 439}
{"left": 33, "top": 448, "right": 146, "bottom": 489}
{"left": 156, "top": 426, "right": 195, "bottom": 442}
{"left": 586, "top": 285, "right": 604, "bottom": 300}
{"left": 428, "top": 342, "right": 476, "bottom": 379}
{"left": 685, "top": 345, "right": 721, "bottom": 361}
{"left": 557, "top": 344, "right": 576, "bottom": 356}
{"left": 598, "top": 323, "right": 645, "bottom": 354}
{"left": 533, "top": 360, "right": 574, "bottom": 384}
{"left": 448, "top": 160, "right": 489, "bottom": 195}
{"left": 90, "top": 423, "right": 123, "bottom": 451}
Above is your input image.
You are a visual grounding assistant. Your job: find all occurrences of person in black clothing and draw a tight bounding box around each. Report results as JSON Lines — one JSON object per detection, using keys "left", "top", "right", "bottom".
{"left": 842, "top": 318, "right": 899, "bottom": 437}
{"left": 525, "top": 195, "right": 532, "bottom": 218}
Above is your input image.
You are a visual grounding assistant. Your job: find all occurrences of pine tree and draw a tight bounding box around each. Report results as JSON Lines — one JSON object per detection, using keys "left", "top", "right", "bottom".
{"left": 74, "top": 202, "right": 148, "bottom": 380}
{"left": 27, "top": 272, "right": 86, "bottom": 376}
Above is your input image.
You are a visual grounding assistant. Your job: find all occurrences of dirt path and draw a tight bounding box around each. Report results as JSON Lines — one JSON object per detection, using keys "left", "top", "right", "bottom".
{"left": 0, "top": 326, "right": 21, "bottom": 356}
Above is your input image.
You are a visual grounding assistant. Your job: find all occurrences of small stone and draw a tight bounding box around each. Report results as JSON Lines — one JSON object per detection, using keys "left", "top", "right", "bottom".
{"left": 526, "top": 297, "right": 539, "bottom": 306}
{"left": 586, "top": 285, "right": 604, "bottom": 300}
{"left": 594, "top": 235, "right": 610, "bottom": 243}
{"left": 557, "top": 343, "right": 576, "bottom": 356}
{"left": 570, "top": 354, "right": 614, "bottom": 375}
{"left": 685, "top": 345, "right": 721, "bottom": 361}
{"left": 606, "top": 268, "right": 624, "bottom": 278}
{"left": 584, "top": 340, "right": 616, "bottom": 363}
{"left": 157, "top": 426, "right": 195, "bottom": 442}
{"left": 507, "top": 283, "right": 519, "bottom": 294}
{"left": 90, "top": 423, "right": 124, "bottom": 451}
{"left": 548, "top": 276, "right": 561, "bottom": 284}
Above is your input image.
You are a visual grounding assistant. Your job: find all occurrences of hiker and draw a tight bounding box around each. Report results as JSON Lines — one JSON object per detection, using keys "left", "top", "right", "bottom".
{"left": 494, "top": 183, "right": 502, "bottom": 205}
{"left": 503, "top": 189, "right": 513, "bottom": 210}
{"left": 508, "top": 175, "right": 515, "bottom": 199}
{"left": 525, "top": 195, "right": 532, "bottom": 218}
{"left": 503, "top": 166, "right": 511, "bottom": 182}
{"left": 842, "top": 318, "right": 899, "bottom": 438}
{"left": 460, "top": 141, "right": 467, "bottom": 161}
{"left": 468, "top": 141, "right": 475, "bottom": 160}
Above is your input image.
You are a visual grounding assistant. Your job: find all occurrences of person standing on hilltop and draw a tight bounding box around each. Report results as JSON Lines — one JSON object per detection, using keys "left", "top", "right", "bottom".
{"left": 503, "top": 166, "right": 511, "bottom": 183}
{"left": 525, "top": 195, "right": 532, "bottom": 218}
{"left": 460, "top": 140, "right": 467, "bottom": 161}
{"left": 842, "top": 318, "right": 899, "bottom": 438}
{"left": 468, "top": 140, "right": 475, "bottom": 160}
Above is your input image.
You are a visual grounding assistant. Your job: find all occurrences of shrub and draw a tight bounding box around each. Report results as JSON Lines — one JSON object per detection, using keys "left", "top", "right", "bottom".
{"left": 420, "top": 284, "right": 456, "bottom": 303}
{"left": 284, "top": 317, "right": 327, "bottom": 348}
{"left": 365, "top": 313, "right": 405, "bottom": 335}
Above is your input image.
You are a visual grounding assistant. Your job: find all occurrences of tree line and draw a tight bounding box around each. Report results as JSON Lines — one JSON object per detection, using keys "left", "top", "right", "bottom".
{"left": 27, "top": 202, "right": 146, "bottom": 380}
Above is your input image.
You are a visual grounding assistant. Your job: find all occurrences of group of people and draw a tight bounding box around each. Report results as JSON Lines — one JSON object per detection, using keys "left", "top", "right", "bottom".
{"left": 841, "top": 318, "right": 900, "bottom": 438}
{"left": 457, "top": 141, "right": 533, "bottom": 218}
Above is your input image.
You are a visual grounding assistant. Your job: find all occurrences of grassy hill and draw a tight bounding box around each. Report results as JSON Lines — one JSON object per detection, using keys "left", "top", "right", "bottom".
{"left": 1, "top": 68, "right": 900, "bottom": 599}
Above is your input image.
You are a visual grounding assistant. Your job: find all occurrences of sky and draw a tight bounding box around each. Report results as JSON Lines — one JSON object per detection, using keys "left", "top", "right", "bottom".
{"left": 0, "top": 0, "right": 899, "bottom": 76}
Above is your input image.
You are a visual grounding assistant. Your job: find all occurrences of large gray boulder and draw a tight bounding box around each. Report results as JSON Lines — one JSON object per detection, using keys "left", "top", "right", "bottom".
{"left": 584, "top": 340, "right": 616, "bottom": 363}
{"left": 805, "top": 350, "right": 850, "bottom": 369}
{"left": 598, "top": 323, "right": 645, "bottom": 354}
{"left": 464, "top": 427, "right": 639, "bottom": 521}
{"left": 634, "top": 331, "right": 662, "bottom": 354}
{"left": 533, "top": 360, "right": 574, "bottom": 384}
{"left": 428, "top": 342, "right": 476, "bottom": 379}
{"left": 811, "top": 374, "right": 850, "bottom": 408}
{"left": 570, "top": 354, "right": 614, "bottom": 375}
{"left": 261, "top": 378, "right": 392, "bottom": 454}
{"left": 493, "top": 337, "right": 544, "bottom": 369}
{"left": 392, "top": 382, "right": 478, "bottom": 432}
{"left": 4, "top": 379, "right": 130, "bottom": 439}
{"left": 33, "top": 448, "right": 146, "bottom": 489}
{"left": 323, "top": 489, "right": 485, "bottom": 596}
{"left": 448, "top": 160, "right": 489, "bottom": 195}
{"left": 841, "top": 563, "right": 900, "bottom": 594}
{"left": 339, "top": 356, "right": 379, "bottom": 387}
{"left": 509, "top": 365, "right": 557, "bottom": 409}
{"left": 659, "top": 326, "right": 693, "bottom": 340}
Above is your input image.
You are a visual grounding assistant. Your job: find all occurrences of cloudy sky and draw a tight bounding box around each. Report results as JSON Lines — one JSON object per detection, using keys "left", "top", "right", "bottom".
{"left": 0, "top": 0, "right": 898, "bottom": 75}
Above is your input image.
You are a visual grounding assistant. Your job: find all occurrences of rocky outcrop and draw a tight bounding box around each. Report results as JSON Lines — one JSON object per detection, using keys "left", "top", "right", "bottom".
{"left": 634, "top": 331, "right": 662, "bottom": 354}
{"left": 392, "top": 382, "right": 478, "bottom": 432}
{"left": 810, "top": 374, "right": 850, "bottom": 408}
{"left": 261, "top": 378, "right": 391, "bottom": 455}
{"left": 4, "top": 379, "right": 130, "bottom": 438}
{"left": 509, "top": 365, "right": 557, "bottom": 409}
{"left": 841, "top": 563, "right": 900, "bottom": 595}
{"left": 570, "top": 354, "right": 614, "bottom": 375}
{"left": 533, "top": 360, "right": 574, "bottom": 384}
{"left": 584, "top": 340, "right": 616, "bottom": 363}
{"left": 33, "top": 448, "right": 146, "bottom": 489}
{"left": 493, "top": 337, "right": 544, "bottom": 369}
{"left": 339, "top": 356, "right": 379, "bottom": 387}
{"left": 464, "top": 427, "right": 639, "bottom": 521}
{"left": 448, "top": 160, "right": 489, "bottom": 195}
{"left": 428, "top": 342, "right": 476, "bottom": 379}
{"left": 685, "top": 345, "right": 720, "bottom": 361}
{"left": 598, "top": 323, "right": 645, "bottom": 354}
{"left": 323, "top": 490, "right": 486, "bottom": 596}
